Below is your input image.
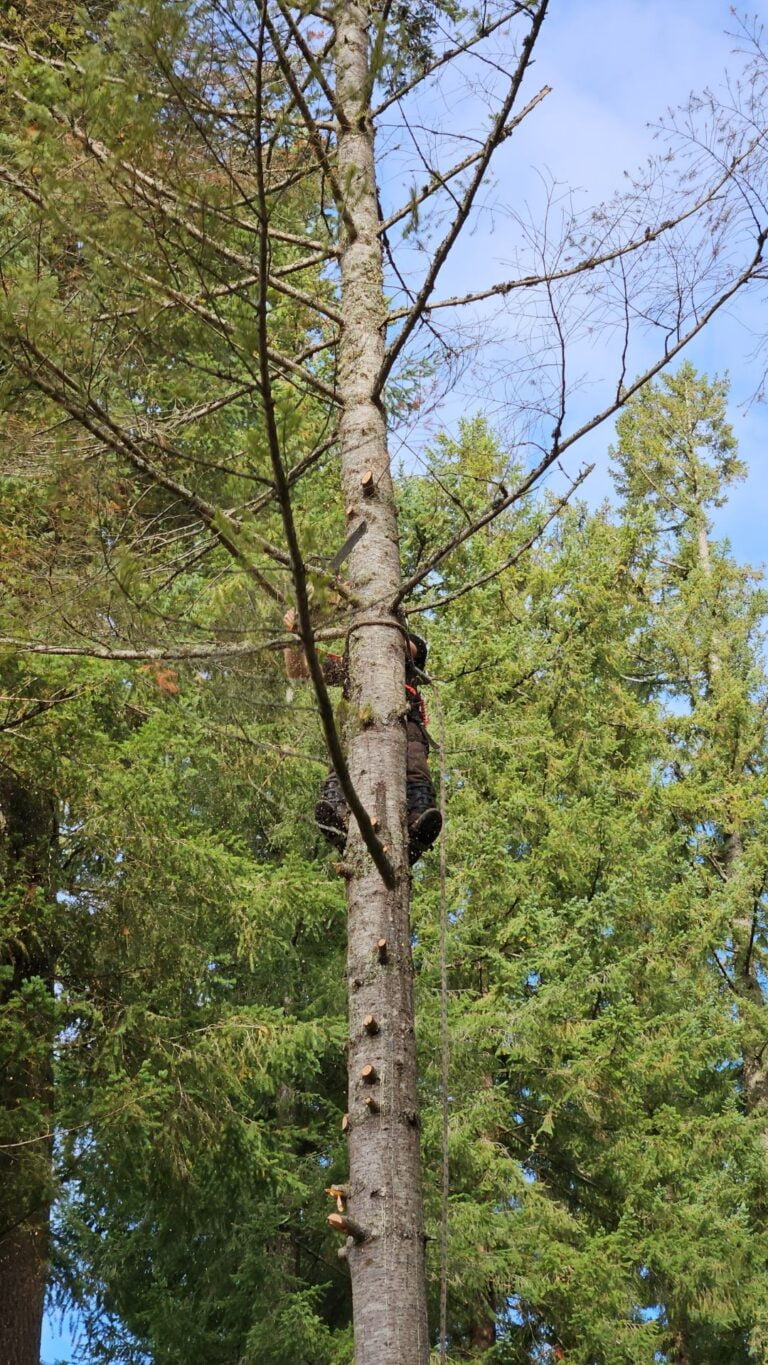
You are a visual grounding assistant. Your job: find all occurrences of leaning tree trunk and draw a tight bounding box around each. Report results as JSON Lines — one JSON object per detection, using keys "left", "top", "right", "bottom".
{"left": 333, "top": 4, "right": 429, "bottom": 1361}
{"left": 0, "top": 774, "right": 57, "bottom": 1365}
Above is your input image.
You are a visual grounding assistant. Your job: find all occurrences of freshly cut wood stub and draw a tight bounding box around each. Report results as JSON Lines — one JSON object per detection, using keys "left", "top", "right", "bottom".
{"left": 326, "top": 1184, "right": 349, "bottom": 1212}
{"left": 327, "top": 1212, "right": 369, "bottom": 1243}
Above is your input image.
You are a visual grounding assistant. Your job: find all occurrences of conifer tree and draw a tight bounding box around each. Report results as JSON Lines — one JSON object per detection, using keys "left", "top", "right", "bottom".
{"left": 407, "top": 397, "right": 768, "bottom": 1361}
{"left": 2, "top": 3, "right": 768, "bottom": 1360}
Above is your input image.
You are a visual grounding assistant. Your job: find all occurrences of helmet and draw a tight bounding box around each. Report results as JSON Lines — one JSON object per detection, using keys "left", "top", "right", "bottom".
{"left": 407, "top": 632, "right": 428, "bottom": 670}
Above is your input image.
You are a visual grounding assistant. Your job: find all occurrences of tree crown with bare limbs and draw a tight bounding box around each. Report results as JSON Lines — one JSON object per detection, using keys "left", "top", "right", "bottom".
{"left": 2, "top": 3, "right": 768, "bottom": 1361}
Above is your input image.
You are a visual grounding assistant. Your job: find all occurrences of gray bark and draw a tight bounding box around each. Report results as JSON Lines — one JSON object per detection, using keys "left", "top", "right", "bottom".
{"left": 334, "top": 4, "right": 429, "bottom": 1360}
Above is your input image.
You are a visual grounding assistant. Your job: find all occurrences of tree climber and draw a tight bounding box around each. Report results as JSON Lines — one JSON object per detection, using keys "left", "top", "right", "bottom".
{"left": 283, "top": 610, "right": 442, "bottom": 864}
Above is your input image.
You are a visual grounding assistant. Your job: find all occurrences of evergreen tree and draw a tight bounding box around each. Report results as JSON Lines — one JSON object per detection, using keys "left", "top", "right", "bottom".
{"left": 1, "top": 0, "right": 767, "bottom": 1354}
{"left": 407, "top": 394, "right": 768, "bottom": 1361}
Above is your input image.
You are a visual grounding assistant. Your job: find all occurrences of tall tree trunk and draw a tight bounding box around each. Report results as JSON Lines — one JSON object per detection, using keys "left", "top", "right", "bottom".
{"left": 670, "top": 1327, "right": 693, "bottom": 1365}
{"left": 334, "top": 5, "right": 429, "bottom": 1361}
{"left": 0, "top": 1219, "right": 50, "bottom": 1365}
{"left": 724, "top": 827, "right": 768, "bottom": 1115}
{"left": 0, "top": 775, "right": 57, "bottom": 1365}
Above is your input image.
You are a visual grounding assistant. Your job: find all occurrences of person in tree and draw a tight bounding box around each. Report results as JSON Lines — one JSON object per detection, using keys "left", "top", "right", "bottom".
{"left": 283, "top": 611, "right": 442, "bottom": 864}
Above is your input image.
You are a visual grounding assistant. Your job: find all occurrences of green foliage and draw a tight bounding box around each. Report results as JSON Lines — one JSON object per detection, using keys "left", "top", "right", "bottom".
{"left": 408, "top": 382, "right": 768, "bottom": 1361}
{"left": 1, "top": 365, "right": 760, "bottom": 1363}
{"left": 2, "top": 20, "right": 767, "bottom": 1350}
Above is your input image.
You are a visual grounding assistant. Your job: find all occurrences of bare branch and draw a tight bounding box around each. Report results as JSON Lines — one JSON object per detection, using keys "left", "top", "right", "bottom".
{"left": 0, "top": 638, "right": 266, "bottom": 661}
{"left": 36, "top": 107, "right": 333, "bottom": 252}
{"left": 0, "top": 628, "right": 346, "bottom": 663}
{"left": 393, "top": 221, "right": 767, "bottom": 608}
{"left": 52, "top": 116, "right": 329, "bottom": 301}
{"left": 392, "top": 131, "right": 767, "bottom": 318}
{"left": 2, "top": 131, "right": 341, "bottom": 330}
{"left": 404, "top": 463, "right": 593, "bottom": 615}
{"left": 257, "top": 3, "right": 355, "bottom": 238}
{"left": 273, "top": 0, "right": 344, "bottom": 125}
{"left": 377, "top": 0, "right": 550, "bottom": 392}
{"left": 7, "top": 337, "right": 288, "bottom": 603}
{"left": 0, "top": 689, "right": 83, "bottom": 732}
{"left": 371, "top": 5, "right": 531, "bottom": 119}
{"left": 241, "top": 430, "right": 338, "bottom": 515}
{"left": 379, "top": 85, "right": 550, "bottom": 240}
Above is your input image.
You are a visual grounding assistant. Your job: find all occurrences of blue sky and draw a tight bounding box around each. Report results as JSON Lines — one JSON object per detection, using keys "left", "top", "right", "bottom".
{"left": 518, "top": 0, "right": 768, "bottom": 562}
{"left": 40, "top": 5, "right": 764, "bottom": 1360}
{"left": 381, "top": 0, "right": 767, "bottom": 567}
{"left": 42, "top": 1314, "right": 79, "bottom": 1365}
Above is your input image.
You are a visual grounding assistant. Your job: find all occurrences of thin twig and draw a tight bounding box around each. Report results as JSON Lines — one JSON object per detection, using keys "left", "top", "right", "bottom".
{"left": 405, "top": 464, "right": 592, "bottom": 615}
{"left": 393, "top": 224, "right": 767, "bottom": 608}
{"left": 377, "top": 0, "right": 550, "bottom": 391}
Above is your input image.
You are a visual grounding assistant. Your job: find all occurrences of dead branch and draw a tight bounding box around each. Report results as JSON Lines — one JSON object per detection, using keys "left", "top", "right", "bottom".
{"left": 7, "top": 338, "right": 287, "bottom": 604}
{"left": 0, "top": 628, "right": 345, "bottom": 663}
{"left": 393, "top": 222, "right": 767, "bottom": 609}
{"left": 404, "top": 463, "right": 594, "bottom": 615}
{"left": 394, "top": 132, "right": 765, "bottom": 319}
{"left": 377, "top": 0, "right": 550, "bottom": 392}
{"left": 257, "top": 3, "right": 355, "bottom": 238}
{"left": 379, "top": 85, "right": 550, "bottom": 239}
{"left": 371, "top": 5, "right": 530, "bottom": 119}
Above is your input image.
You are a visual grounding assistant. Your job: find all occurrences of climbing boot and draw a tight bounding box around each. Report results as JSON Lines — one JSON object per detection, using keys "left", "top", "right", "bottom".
{"left": 408, "top": 806, "right": 442, "bottom": 865}
{"left": 315, "top": 797, "right": 348, "bottom": 855}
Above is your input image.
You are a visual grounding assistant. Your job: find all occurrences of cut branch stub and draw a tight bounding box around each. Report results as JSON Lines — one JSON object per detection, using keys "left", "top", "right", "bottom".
{"left": 327, "top": 1212, "right": 369, "bottom": 1243}
{"left": 363, "top": 1014, "right": 380, "bottom": 1035}
{"left": 365, "top": 1095, "right": 381, "bottom": 1115}
{"left": 360, "top": 1064, "right": 379, "bottom": 1085}
{"left": 376, "top": 938, "right": 388, "bottom": 964}
{"left": 361, "top": 470, "right": 375, "bottom": 497}
{"left": 341, "top": 1112, "right": 350, "bottom": 1134}
{"left": 326, "top": 1183, "right": 349, "bottom": 1212}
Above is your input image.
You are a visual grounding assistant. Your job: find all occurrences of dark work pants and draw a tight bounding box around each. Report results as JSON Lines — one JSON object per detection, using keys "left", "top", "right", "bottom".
{"left": 316, "top": 719, "right": 436, "bottom": 838}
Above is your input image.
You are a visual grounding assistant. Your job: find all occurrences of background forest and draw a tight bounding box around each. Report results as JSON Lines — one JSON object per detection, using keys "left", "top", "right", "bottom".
{"left": 2, "top": 2, "right": 768, "bottom": 1364}
{"left": 5, "top": 369, "right": 768, "bottom": 1364}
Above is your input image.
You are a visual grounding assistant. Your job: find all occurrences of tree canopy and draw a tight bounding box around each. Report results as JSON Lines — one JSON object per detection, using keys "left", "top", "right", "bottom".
{"left": 2, "top": 2, "right": 768, "bottom": 1363}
